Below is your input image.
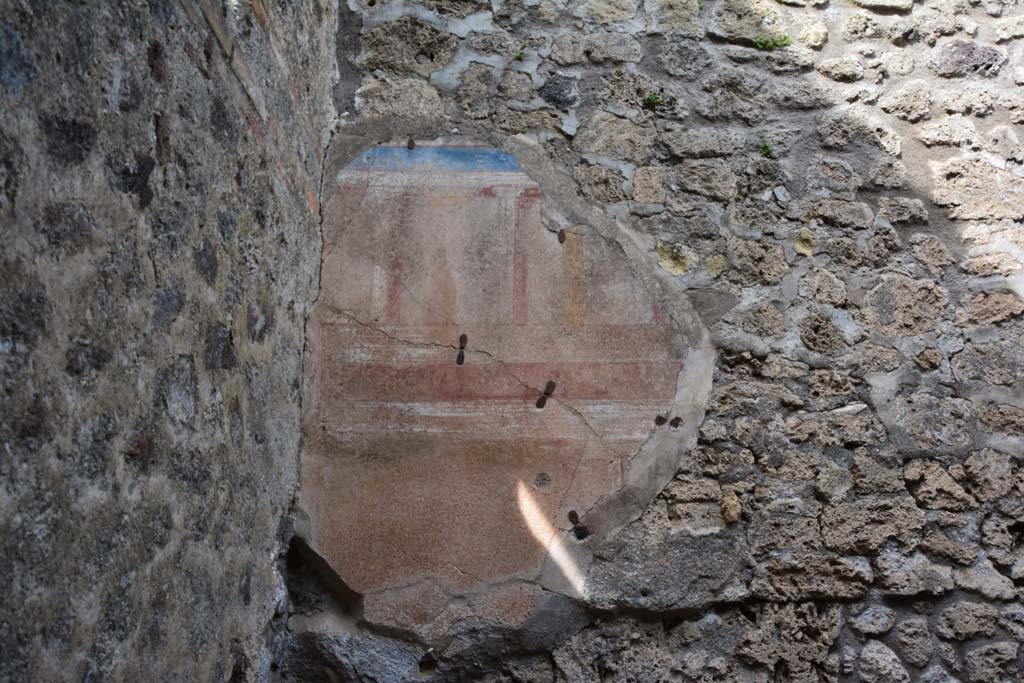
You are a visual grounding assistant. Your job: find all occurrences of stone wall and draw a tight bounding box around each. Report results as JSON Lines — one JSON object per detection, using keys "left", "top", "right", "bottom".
{"left": 3, "top": 0, "right": 1024, "bottom": 681}
{"left": 286, "top": 0, "right": 1024, "bottom": 681}
{"left": 1, "top": 1, "right": 336, "bottom": 680}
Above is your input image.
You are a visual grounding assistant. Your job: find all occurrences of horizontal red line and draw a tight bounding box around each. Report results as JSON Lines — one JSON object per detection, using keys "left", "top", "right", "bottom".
{"left": 319, "top": 361, "right": 682, "bottom": 402}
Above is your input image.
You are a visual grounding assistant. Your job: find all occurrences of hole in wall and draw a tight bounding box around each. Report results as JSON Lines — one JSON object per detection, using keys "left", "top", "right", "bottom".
{"left": 418, "top": 649, "right": 438, "bottom": 676}
{"left": 285, "top": 537, "right": 363, "bottom": 628}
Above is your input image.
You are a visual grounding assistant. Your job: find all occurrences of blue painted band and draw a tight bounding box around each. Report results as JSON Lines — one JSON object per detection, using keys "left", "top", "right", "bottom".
{"left": 344, "top": 146, "right": 522, "bottom": 172}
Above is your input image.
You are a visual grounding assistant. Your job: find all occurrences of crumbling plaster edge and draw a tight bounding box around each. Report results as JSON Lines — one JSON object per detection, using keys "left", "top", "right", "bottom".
{"left": 291, "top": 116, "right": 717, "bottom": 605}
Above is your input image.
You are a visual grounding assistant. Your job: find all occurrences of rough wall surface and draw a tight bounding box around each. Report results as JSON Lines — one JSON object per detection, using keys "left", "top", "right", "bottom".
{"left": 4, "top": 0, "right": 1024, "bottom": 681}
{"left": 287, "top": 0, "right": 1024, "bottom": 681}
{"left": 1, "top": 1, "right": 335, "bottom": 681}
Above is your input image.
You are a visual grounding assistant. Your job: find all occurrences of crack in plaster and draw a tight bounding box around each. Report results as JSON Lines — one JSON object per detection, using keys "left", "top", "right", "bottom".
{"left": 532, "top": 223, "right": 696, "bottom": 530}
{"left": 323, "top": 305, "right": 638, "bottom": 557}
{"left": 323, "top": 304, "right": 689, "bottom": 598}
{"left": 323, "top": 304, "right": 619, "bottom": 464}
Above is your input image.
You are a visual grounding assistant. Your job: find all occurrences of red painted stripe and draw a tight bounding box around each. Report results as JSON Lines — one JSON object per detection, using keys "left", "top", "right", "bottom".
{"left": 321, "top": 360, "right": 682, "bottom": 402}
{"left": 513, "top": 188, "right": 541, "bottom": 325}
{"left": 385, "top": 189, "right": 415, "bottom": 323}
{"left": 320, "top": 322, "right": 684, "bottom": 363}
{"left": 386, "top": 261, "right": 403, "bottom": 323}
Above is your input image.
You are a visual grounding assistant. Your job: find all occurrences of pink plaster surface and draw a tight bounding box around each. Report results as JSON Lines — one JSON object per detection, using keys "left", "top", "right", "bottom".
{"left": 300, "top": 145, "right": 690, "bottom": 638}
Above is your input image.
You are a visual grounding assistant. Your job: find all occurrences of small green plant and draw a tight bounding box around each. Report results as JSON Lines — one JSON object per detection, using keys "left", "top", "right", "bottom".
{"left": 514, "top": 50, "right": 525, "bottom": 61}
{"left": 643, "top": 91, "right": 664, "bottom": 109}
{"left": 758, "top": 141, "right": 775, "bottom": 159}
{"left": 753, "top": 34, "right": 792, "bottom": 51}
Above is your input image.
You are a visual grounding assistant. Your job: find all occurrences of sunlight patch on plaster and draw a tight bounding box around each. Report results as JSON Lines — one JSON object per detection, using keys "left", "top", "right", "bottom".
{"left": 517, "top": 480, "right": 587, "bottom": 599}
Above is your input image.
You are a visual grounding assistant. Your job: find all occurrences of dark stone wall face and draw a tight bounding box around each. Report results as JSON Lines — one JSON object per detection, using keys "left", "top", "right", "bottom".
{"left": 0, "top": 2, "right": 335, "bottom": 680}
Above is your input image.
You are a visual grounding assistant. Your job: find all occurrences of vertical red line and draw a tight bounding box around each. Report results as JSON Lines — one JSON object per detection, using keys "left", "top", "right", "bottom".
{"left": 386, "top": 187, "right": 414, "bottom": 324}
{"left": 386, "top": 259, "right": 403, "bottom": 323}
{"left": 513, "top": 187, "right": 541, "bottom": 325}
